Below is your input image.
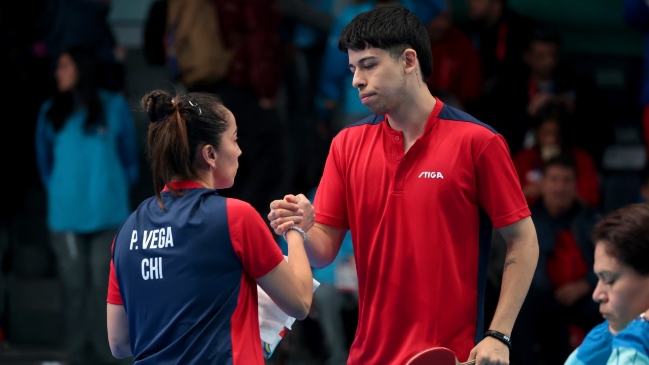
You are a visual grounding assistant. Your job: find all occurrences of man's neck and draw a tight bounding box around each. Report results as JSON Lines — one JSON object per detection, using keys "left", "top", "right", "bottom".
{"left": 385, "top": 88, "right": 437, "bottom": 152}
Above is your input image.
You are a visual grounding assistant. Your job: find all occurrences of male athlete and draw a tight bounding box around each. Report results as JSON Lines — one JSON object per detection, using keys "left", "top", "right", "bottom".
{"left": 269, "top": 5, "right": 539, "bottom": 365}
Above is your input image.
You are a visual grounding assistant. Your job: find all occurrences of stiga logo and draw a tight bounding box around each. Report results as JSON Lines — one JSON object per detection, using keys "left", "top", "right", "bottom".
{"left": 418, "top": 171, "right": 444, "bottom": 179}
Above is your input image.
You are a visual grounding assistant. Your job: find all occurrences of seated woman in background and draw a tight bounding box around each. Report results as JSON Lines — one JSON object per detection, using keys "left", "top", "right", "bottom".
{"left": 564, "top": 202, "right": 649, "bottom": 365}
{"left": 513, "top": 102, "right": 601, "bottom": 208}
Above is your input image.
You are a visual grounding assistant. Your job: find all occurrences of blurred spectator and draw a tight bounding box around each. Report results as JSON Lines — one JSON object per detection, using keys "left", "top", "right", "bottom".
{"left": 0, "top": 0, "right": 52, "bottom": 216}
{"left": 278, "top": 0, "right": 336, "bottom": 38}
{"left": 164, "top": 0, "right": 233, "bottom": 91}
{"left": 623, "top": 0, "right": 649, "bottom": 161}
{"left": 483, "top": 25, "right": 609, "bottom": 157}
{"left": 426, "top": 1, "right": 483, "bottom": 111}
{"left": 278, "top": 0, "right": 341, "bottom": 192}
{"left": 0, "top": 1, "right": 53, "bottom": 345}
{"left": 315, "top": 0, "right": 375, "bottom": 134}
{"left": 510, "top": 154, "right": 602, "bottom": 364}
{"left": 143, "top": 0, "right": 167, "bottom": 66}
{"left": 459, "top": 0, "right": 535, "bottom": 94}
{"left": 513, "top": 103, "right": 601, "bottom": 208}
{"left": 165, "top": 0, "right": 288, "bottom": 221}
{"left": 42, "top": 0, "right": 127, "bottom": 92}
{"left": 521, "top": 28, "right": 575, "bottom": 119}
{"left": 34, "top": 45, "right": 139, "bottom": 365}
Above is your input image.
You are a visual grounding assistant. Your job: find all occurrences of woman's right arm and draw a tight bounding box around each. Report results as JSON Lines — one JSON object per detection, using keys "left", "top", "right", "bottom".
{"left": 228, "top": 199, "right": 315, "bottom": 319}
{"left": 106, "top": 243, "right": 131, "bottom": 359}
{"left": 256, "top": 229, "right": 313, "bottom": 319}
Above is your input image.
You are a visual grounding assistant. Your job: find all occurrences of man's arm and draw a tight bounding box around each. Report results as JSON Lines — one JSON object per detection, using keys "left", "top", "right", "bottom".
{"left": 305, "top": 223, "right": 348, "bottom": 269}
{"left": 468, "top": 216, "right": 538, "bottom": 364}
{"left": 490, "top": 216, "right": 539, "bottom": 337}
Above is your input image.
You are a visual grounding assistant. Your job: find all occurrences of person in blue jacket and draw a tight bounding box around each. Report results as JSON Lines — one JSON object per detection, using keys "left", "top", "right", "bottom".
{"left": 564, "top": 202, "right": 649, "bottom": 365}
{"left": 34, "top": 45, "right": 140, "bottom": 365}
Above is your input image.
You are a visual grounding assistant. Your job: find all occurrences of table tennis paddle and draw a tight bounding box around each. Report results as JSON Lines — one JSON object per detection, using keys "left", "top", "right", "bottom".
{"left": 406, "top": 347, "right": 476, "bottom": 365}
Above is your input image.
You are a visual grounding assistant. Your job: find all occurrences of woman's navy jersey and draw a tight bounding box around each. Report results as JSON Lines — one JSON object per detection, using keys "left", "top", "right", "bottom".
{"left": 107, "top": 181, "right": 284, "bottom": 364}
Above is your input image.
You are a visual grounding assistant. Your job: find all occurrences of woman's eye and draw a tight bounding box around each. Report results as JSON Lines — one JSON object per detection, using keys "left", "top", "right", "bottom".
{"left": 601, "top": 278, "right": 615, "bottom": 285}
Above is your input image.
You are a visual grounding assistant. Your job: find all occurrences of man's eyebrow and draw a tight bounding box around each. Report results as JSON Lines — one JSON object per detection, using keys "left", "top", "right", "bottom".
{"left": 349, "top": 56, "right": 377, "bottom": 68}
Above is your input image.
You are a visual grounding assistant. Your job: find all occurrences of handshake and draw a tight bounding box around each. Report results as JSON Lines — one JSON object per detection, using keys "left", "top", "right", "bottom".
{"left": 267, "top": 194, "right": 316, "bottom": 238}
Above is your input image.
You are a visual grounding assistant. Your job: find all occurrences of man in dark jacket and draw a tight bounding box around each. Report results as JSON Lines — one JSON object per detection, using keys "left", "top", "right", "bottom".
{"left": 511, "top": 154, "right": 602, "bottom": 364}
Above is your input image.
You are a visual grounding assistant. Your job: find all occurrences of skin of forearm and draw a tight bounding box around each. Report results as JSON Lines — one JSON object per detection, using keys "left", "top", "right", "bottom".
{"left": 285, "top": 230, "right": 314, "bottom": 298}
{"left": 304, "top": 225, "right": 342, "bottom": 269}
{"left": 489, "top": 238, "right": 539, "bottom": 335}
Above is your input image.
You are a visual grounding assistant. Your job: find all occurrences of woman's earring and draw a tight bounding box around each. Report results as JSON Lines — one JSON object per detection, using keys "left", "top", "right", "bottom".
{"left": 211, "top": 165, "right": 217, "bottom": 171}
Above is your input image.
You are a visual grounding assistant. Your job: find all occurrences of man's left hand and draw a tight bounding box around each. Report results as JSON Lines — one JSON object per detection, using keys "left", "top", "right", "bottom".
{"left": 468, "top": 336, "right": 509, "bottom": 365}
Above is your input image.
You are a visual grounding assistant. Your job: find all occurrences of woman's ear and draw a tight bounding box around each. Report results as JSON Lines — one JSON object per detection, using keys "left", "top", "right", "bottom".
{"left": 201, "top": 144, "right": 218, "bottom": 170}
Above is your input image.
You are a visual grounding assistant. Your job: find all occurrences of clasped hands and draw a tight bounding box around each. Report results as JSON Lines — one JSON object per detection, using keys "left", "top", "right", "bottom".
{"left": 267, "top": 194, "right": 315, "bottom": 237}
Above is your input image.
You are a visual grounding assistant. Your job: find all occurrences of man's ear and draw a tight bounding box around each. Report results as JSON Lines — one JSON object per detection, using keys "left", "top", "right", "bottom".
{"left": 403, "top": 48, "right": 418, "bottom": 74}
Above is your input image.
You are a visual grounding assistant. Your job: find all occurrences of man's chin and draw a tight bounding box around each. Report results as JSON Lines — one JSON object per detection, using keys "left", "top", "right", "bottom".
{"left": 367, "top": 106, "right": 386, "bottom": 115}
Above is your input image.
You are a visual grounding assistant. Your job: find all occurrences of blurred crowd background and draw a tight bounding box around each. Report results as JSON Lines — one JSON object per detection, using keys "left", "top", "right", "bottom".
{"left": 0, "top": 0, "right": 648, "bottom": 364}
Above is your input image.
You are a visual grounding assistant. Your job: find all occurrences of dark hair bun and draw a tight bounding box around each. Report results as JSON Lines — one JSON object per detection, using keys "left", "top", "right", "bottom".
{"left": 141, "top": 89, "right": 175, "bottom": 123}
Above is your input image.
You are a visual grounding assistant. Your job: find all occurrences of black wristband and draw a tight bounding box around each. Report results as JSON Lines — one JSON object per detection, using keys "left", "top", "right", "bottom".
{"left": 484, "top": 330, "right": 512, "bottom": 350}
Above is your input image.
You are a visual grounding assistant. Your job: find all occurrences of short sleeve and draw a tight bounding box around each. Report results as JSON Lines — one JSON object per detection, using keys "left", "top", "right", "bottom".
{"left": 106, "top": 240, "right": 123, "bottom": 305}
{"left": 227, "top": 199, "right": 284, "bottom": 279}
{"left": 475, "top": 134, "right": 531, "bottom": 228}
{"left": 314, "top": 136, "right": 349, "bottom": 229}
